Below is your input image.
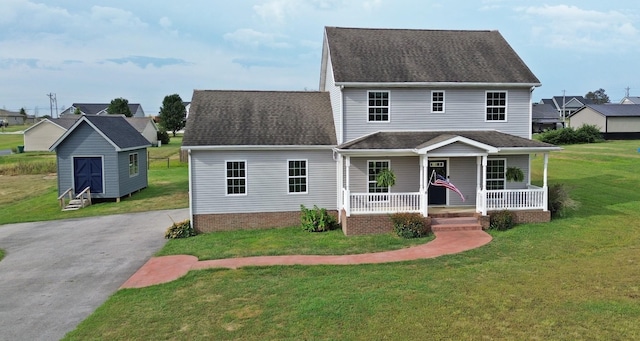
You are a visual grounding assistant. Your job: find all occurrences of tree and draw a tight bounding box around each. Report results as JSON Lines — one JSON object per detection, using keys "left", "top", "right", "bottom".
{"left": 585, "top": 88, "right": 610, "bottom": 104}
{"left": 107, "top": 97, "right": 132, "bottom": 117}
{"left": 19, "top": 108, "right": 27, "bottom": 116}
{"left": 159, "top": 94, "right": 186, "bottom": 136}
{"left": 74, "top": 107, "right": 82, "bottom": 115}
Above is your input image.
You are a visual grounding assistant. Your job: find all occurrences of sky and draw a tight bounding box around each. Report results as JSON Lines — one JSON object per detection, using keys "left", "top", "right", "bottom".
{"left": 1, "top": 0, "right": 639, "bottom": 116}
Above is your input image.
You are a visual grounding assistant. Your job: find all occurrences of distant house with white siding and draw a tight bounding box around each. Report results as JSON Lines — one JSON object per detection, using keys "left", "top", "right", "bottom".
{"left": 182, "top": 27, "right": 560, "bottom": 235}
{"left": 23, "top": 117, "right": 79, "bottom": 152}
{"left": 568, "top": 104, "right": 640, "bottom": 139}
{"left": 60, "top": 103, "right": 146, "bottom": 118}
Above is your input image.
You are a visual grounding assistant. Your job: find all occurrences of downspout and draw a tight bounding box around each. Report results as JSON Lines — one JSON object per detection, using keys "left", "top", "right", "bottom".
{"left": 188, "top": 149, "right": 194, "bottom": 228}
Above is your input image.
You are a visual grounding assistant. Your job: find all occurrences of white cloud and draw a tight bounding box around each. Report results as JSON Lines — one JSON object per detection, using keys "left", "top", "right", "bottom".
{"left": 159, "top": 16, "right": 172, "bottom": 29}
{"left": 89, "top": 6, "right": 148, "bottom": 31}
{"left": 223, "top": 28, "right": 291, "bottom": 49}
{"left": 362, "top": 0, "right": 382, "bottom": 11}
{"left": 517, "top": 5, "right": 639, "bottom": 51}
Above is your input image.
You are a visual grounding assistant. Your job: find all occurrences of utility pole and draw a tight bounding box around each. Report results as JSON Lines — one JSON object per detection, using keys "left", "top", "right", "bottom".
{"left": 625, "top": 87, "right": 630, "bottom": 98}
{"left": 561, "top": 89, "right": 566, "bottom": 124}
{"left": 47, "top": 93, "right": 58, "bottom": 118}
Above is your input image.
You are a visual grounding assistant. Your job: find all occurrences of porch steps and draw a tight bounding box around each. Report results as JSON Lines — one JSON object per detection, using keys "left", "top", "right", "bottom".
{"left": 62, "top": 198, "right": 90, "bottom": 211}
{"left": 431, "top": 216, "right": 482, "bottom": 232}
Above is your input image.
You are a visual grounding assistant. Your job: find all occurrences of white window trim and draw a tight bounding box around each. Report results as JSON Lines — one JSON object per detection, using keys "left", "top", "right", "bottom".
{"left": 486, "top": 158, "right": 506, "bottom": 190}
{"left": 129, "top": 152, "right": 139, "bottom": 177}
{"left": 367, "top": 90, "right": 391, "bottom": 123}
{"left": 367, "top": 160, "right": 391, "bottom": 193}
{"left": 287, "top": 159, "right": 308, "bottom": 195}
{"left": 485, "top": 90, "right": 508, "bottom": 122}
{"left": 225, "top": 160, "right": 247, "bottom": 196}
{"left": 430, "top": 90, "right": 445, "bottom": 113}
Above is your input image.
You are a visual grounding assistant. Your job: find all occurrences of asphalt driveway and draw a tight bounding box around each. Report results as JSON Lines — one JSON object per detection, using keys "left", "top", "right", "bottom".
{"left": 0, "top": 208, "right": 189, "bottom": 341}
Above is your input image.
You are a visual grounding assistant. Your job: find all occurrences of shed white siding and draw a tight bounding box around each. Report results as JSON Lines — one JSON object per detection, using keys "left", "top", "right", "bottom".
{"left": 24, "top": 121, "right": 66, "bottom": 152}
{"left": 342, "top": 88, "right": 532, "bottom": 142}
{"left": 191, "top": 149, "right": 336, "bottom": 214}
{"left": 568, "top": 108, "right": 606, "bottom": 131}
{"left": 607, "top": 117, "right": 640, "bottom": 133}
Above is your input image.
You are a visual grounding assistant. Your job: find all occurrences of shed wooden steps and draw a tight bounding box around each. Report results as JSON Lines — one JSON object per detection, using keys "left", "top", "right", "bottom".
{"left": 62, "top": 198, "right": 91, "bottom": 211}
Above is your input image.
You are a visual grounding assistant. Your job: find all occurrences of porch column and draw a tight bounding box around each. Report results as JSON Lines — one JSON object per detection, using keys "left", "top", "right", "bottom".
{"left": 422, "top": 155, "right": 429, "bottom": 217}
{"left": 481, "top": 155, "right": 488, "bottom": 216}
{"left": 337, "top": 154, "right": 344, "bottom": 219}
{"left": 543, "top": 153, "right": 549, "bottom": 211}
{"left": 344, "top": 156, "right": 351, "bottom": 217}
{"left": 476, "top": 156, "right": 482, "bottom": 213}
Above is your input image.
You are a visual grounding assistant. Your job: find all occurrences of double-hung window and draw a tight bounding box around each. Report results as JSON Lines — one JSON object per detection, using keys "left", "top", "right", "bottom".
{"left": 486, "top": 91, "right": 507, "bottom": 121}
{"left": 226, "top": 161, "right": 246, "bottom": 195}
{"left": 129, "top": 153, "right": 138, "bottom": 176}
{"left": 288, "top": 160, "right": 307, "bottom": 194}
{"left": 486, "top": 159, "right": 506, "bottom": 190}
{"left": 431, "top": 91, "right": 445, "bottom": 113}
{"left": 368, "top": 160, "right": 390, "bottom": 201}
{"left": 368, "top": 91, "right": 389, "bottom": 122}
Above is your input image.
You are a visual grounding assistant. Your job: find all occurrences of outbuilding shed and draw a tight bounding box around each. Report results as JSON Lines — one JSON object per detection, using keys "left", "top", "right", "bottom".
{"left": 569, "top": 104, "right": 640, "bottom": 139}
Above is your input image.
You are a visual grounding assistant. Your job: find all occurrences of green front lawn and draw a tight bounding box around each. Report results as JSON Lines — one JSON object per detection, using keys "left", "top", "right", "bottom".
{"left": 64, "top": 140, "right": 640, "bottom": 340}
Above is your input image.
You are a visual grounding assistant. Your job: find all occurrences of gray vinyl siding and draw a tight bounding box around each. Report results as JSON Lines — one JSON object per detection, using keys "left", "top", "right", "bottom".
{"left": 324, "top": 56, "right": 344, "bottom": 143}
{"left": 428, "top": 141, "right": 487, "bottom": 156}
{"left": 191, "top": 149, "right": 336, "bottom": 214}
{"left": 347, "top": 157, "right": 419, "bottom": 193}
{"left": 448, "top": 157, "right": 477, "bottom": 206}
{"left": 503, "top": 155, "right": 530, "bottom": 190}
{"left": 342, "top": 88, "right": 532, "bottom": 142}
{"left": 117, "top": 149, "right": 148, "bottom": 195}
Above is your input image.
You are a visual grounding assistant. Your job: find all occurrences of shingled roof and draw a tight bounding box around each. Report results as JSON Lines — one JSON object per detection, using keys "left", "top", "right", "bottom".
{"left": 337, "top": 131, "right": 557, "bottom": 151}
{"left": 324, "top": 27, "right": 540, "bottom": 85}
{"left": 182, "top": 90, "right": 337, "bottom": 147}
{"left": 574, "top": 104, "right": 640, "bottom": 117}
{"left": 50, "top": 115, "right": 150, "bottom": 151}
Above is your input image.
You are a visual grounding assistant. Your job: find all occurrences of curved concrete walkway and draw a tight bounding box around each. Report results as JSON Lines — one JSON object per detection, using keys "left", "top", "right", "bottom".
{"left": 120, "top": 230, "right": 492, "bottom": 289}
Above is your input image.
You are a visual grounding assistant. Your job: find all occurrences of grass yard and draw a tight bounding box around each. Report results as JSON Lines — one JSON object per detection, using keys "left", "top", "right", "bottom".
{"left": 0, "top": 135, "right": 188, "bottom": 225}
{"left": 63, "top": 140, "right": 640, "bottom": 340}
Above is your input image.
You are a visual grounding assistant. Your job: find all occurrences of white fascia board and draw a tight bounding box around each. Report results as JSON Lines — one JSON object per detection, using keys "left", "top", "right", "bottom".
{"left": 181, "top": 145, "right": 336, "bottom": 151}
{"left": 333, "top": 148, "right": 417, "bottom": 157}
{"left": 335, "top": 82, "right": 542, "bottom": 88}
{"left": 415, "top": 135, "right": 499, "bottom": 154}
{"left": 496, "top": 146, "right": 563, "bottom": 155}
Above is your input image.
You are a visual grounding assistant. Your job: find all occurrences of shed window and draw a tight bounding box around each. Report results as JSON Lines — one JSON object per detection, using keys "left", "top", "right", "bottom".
{"left": 129, "top": 153, "right": 139, "bottom": 176}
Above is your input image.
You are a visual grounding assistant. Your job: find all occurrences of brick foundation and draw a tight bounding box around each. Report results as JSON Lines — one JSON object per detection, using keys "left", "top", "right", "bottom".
{"left": 193, "top": 210, "right": 339, "bottom": 233}
{"left": 485, "top": 210, "right": 551, "bottom": 226}
{"left": 340, "top": 210, "right": 432, "bottom": 236}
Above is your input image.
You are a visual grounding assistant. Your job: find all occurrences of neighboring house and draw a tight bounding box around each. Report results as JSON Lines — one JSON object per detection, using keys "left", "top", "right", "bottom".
{"left": 23, "top": 116, "right": 79, "bottom": 152}
{"left": 125, "top": 117, "right": 159, "bottom": 146}
{"left": 60, "top": 103, "right": 146, "bottom": 117}
{"left": 568, "top": 104, "right": 640, "bottom": 139}
{"left": 0, "top": 109, "right": 26, "bottom": 125}
{"left": 182, "top": 27, "right": 560, "bottom": 235}
{"left": 50, "top": 115, "right": 151, "bottom": 201}
{"left": 620, "top": 96, "right": 640, "bottom": 104}
{"left": 532, "top": 103, "right": 563, "bottom": 133}
{"left": 539, "top": 96, "right": 592, "bottom": 120}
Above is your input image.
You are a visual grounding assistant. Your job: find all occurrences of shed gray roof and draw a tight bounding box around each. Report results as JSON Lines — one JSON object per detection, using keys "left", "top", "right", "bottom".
{"left": 51, "top": 115, "right": 150, "bottom": 151}
{"left": 575, "top": 104, "right": 640, "bottom": 117}
{"left": 324, "top": 27, "right": 540, "bottom": 85}
{"left": 338, "top": 131, "right": 557, "bottom": 150}
{"left": 182, "top": 90, "right": 337, "bottom": 147}
{"left": 51, "top": 116, "right": 81, "bottom": 129}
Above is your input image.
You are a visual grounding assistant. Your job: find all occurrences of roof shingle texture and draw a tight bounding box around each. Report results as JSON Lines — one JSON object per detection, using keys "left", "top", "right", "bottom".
{"left": 582, "top": 104, "right": 640, "bottom": 117}
{"left": 83, "top": 115, "right": 150, "bottom": 149}
{"left": 325, "top": 27, "right": 540, "bottom": 84}
{"left": 338, "top": 131, "right": 556, "bottom": 150}
{"left": 183, "top": 91, "right": 337, "bottom": 146}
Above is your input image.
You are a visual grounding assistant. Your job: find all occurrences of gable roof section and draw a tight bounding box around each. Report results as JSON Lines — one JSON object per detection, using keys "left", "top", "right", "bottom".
{"left": 71, "top": 103, "right": 143, "bottom": 115}
{"left": 50, "top": 115, "right": 150, "bottom": 151}
{"left": 532, "top": 103, "right": 561, "bottom": 122}
{"left": 573, "top": 104, "right": 640, "bottom": 117}
{"left": 337, "top": 131, "right": 558, "bottom": 154}
{"left": 620, "top": 96, "right": 640, "bottom": 104}
{"left": 125, "top": 117, "right": 158, "bottom": 133}
{"left": 323, "top": 27, "right": 540, "bottom": 85}
{"left": 182, "top": 90, "right": 337, "bottom": 147}
{"left": 24, "top": 116, "right": 80, "bottom": 133}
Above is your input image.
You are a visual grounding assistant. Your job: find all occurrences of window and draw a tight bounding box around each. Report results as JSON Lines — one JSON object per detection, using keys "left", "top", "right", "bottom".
{"left": 368, "top": 91, "right": 389, "bottom": 122}
{"left": 486, "top": 159, "right": 506, "bottom": 190}
{"left": 129, "top": 153, "right": 138, "bottom": 176}
{"left": 486, "top": 91, "right": 507, "bottom": 121}
{"left": 288, "top": 160, "right": 307, "bottom": 194}
{"left": 431, "top": 91, "right": 445, "bottom": 113}
{"left": 368, "top": 160, "right": 390, "bottom": 200}
{"left": 226, "top": 161, "right": 246, "bottom": 195}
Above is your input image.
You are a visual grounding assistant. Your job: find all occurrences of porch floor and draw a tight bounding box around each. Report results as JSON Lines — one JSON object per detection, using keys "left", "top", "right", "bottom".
{"left": 428, "top": 206, "right": 476, "bottom": 216}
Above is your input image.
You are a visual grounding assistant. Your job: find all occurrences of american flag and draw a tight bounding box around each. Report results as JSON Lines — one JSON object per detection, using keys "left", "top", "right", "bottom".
{"left": 431, "top": 174, "right": 465, "bottom": 202}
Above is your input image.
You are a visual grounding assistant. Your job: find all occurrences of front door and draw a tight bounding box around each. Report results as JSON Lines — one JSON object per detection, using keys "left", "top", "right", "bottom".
{"left": 428, "top": 160, "right": 447, "bottom": 205}
{"left": 73, "top": 157, "right": 103, "bottom": 194}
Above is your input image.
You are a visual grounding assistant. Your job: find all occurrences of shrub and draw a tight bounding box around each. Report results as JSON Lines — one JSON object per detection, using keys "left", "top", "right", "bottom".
{"left": 300, "top": 205, "right": 338, "bottom": 232}
{"left": 165, "top": 220, "right": 196, "bottom": 239}
{"left": 389, "top": 213, "right": 429, "bottom": 239}
{"left": 575, "top": 124, "right": 604, "bottom": 143}
{"left": 538, "top": 126, "right": 604, "bottom": 145}
{"left": 489, "top": 210, "right": 516, "bottom": 231}
{"left": 548, "top": 183, "right": 579, "bottom": 218}
{"left": 157, "top": 129, "right": 171, "bottom": 145}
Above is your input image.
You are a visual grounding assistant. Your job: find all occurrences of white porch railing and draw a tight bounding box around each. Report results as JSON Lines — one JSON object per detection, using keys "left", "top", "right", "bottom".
{"left": 477, "top": 185, "right": 546, "bottom": 214}
{"left": 346, "top": 192, "right": 421, "bottom": 215}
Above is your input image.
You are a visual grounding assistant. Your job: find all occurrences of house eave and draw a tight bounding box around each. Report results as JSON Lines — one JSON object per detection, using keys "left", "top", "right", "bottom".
{"left": 182, "top": 145, "right": 336, "bottom": 151}
{"left": 333, "top": 148, "right": 417, "bottom": 157}
{"left": 497, "top": 147, "right": 562, "bottom": 154}
{"left": 334, "top": 81, "right": 542, "bottom": 88}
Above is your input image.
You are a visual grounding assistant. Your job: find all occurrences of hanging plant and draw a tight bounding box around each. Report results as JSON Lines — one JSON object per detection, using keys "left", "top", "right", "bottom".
{"left": 506, "top": 166, "right": 524, "bottom": 182}
{"left": 376, "top": 168, "right": 396, "bottom": 188}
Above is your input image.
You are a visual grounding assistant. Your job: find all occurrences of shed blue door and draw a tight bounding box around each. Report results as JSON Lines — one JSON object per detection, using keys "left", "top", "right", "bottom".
{"left": 428, "top": 160, "right": 447, "bottom": 205}
{"left": 74, "top": 157, "right": 103, "bottom": 194}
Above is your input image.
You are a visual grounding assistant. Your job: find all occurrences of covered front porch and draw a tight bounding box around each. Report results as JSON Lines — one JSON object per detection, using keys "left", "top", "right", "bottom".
{"left": 334, "top": 131, "right": 560, "bottom": 223}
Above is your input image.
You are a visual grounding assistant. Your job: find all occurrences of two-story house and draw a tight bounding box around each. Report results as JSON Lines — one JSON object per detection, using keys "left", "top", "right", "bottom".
{"left": 182, "top": 27, "right": 560, "bottom": 235}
